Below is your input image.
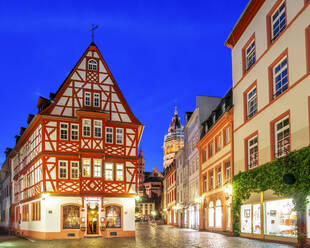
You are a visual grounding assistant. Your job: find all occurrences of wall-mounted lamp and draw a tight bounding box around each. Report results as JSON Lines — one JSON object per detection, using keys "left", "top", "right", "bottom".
{"left": 81, "top": 217, "right": 86, "bottom": 223}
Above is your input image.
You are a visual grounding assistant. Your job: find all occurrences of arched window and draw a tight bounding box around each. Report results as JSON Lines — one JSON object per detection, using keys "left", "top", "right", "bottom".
{"left": 88, "top": 59, "right": 97, "bottom": 71}
{"left": 215, "top": 200, "right": 222, "bottom": 228}
{"left": 208, "top": 201, "right": 214, "bottom": 227}
{"left": 63, "top": 205, "right": 80, "bottom": 229}
{"left": 106, "top": 206, "right": 121, "bottom": 228}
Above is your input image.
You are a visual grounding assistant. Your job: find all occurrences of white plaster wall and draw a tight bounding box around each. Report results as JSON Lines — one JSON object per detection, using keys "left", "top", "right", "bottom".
{"left": 231, "top": 0, "right": 305, "bottom": 86}
{"left": 104, "top": 197, "right": 135, "bottom": 231}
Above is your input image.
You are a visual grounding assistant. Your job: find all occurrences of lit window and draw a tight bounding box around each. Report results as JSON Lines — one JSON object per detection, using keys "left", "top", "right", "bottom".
{"left": 116, "top": 164, "right": 124, "bottom": 181}
{"left": 224, "top": 127, "right": 231, "bottom": 145}
{"left": 217, "top": 167, "right": 222, "bottom": 187}
{"left": 215, "top": 200, "right": 222, "bottom": 228}
{"left": 60, "top": 123, "right": 68, "bottom": 140}
{"left": 208, "top": 201, "right": 214, "bottom": 227}
{"left": 93, "top": 159, "right": 102, "bottom": 177}
{"left": 245, "top": 40, "right": 255, "bottom": 71}
{"left": 83, "top": 119, "right": 91, "bottom": 137}
{"left": 247, "top": 87, "right": 257, "bottom": 119}
{"left": 273, "top": 57, "right": 288, "bottom": 98}
{"left": 271, "top": 1, "right": 286, "bottom": 41}
{"left": 105, "top": 163, "right": 113, "bottom": 180}
{"left": 209, "top": 171, "right": 214, "bottom": 190}
{"left": 63, "top": 205, "right": 80, "bottom": 229}
{"left": 94, "top": 93, "right": 100, "bottom": 107}
{"left": 116, "top": 128, "right": 123, "bottom": 145}
{"left": 71, "top": 124, "right": 79, "bottom": 141}
{"left": 275, "top": 117, "right": 290, "bottom": 158}
{"left": 94, "top": 120, "right": 102, "bottom": 138}
{"left": 106, "top": 127, "right": 113, "bottom": 144}
{"left": 71, "top": 161, "right": 79, "bottom": 179}
{"left": 59, "top": 161, "right": 68, "bottom": 179}
{"left": 88, "top": 59, "right": 97, "bottom": 71}
{"left": 248, "top": 136, "right": 258, "bottom": 169}
{"left": 105, "top": 206, "right": 121, "bottom": 228}
{"left": 82, "top": 158, "right": 91, "bottom": 177}
{"left": 31, "top": 201, "right": 40, "bottom": 221}
{"left": 203, "top": 175, "right": 207, "bottom": 192}
{"left": 225, "top": 161, "right": 231, "bottom": 182}
{"left": 84, "top": 92, "right": 91, "bottom": 106}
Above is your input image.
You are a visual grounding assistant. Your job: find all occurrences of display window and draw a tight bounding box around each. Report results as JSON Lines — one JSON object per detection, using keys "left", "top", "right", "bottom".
{"left": 215, "top": 200, "right": 222, "bottom": 228}
{"left": 264, "top": 199, "right": 296, "bottom": 237}
{"left": 241, "top": 204, "right": 251, "bottom": 233}
{"left": 63, "top": 205, "right": 80, "bottom": 229}
{"left": 208, "top": 202, "right": 214, "bottom": 227}
{"left": 252, "top": 204, "right": 261, "bottom": 234}
{"left": 106, "top": 206, "right": 121, "bottom": 228}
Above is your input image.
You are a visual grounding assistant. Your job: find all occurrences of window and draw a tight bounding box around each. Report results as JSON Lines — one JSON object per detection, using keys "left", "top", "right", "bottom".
{"left": 22, "top": 204, "right": 29, "bottom": 222}
{"left": 105, "top": 163, "right": 113, "bottom": 180}
{"left": 224, "top": 127, "right": 231, "bottom": 145}
{"left": 225, "top": 161, "right": 231, "bottom": 182}
{"left": 245, "top": 40, "right": 255, "bottom": 71}
{"left": 93, "top": 159, "right": 102, "bottom": 177}
{"left": 116, "top": 164, "right": 124, "bottom": 181}
{"left": 271, "top": 1, "right": 286, "bottom": 41}
{"left": 215, "top": 200, "right": 222, "bottom": 228}
{"left": 59, "top": 161, "right": 68, "bottom": 179}
{"left": 217, "top": 167, "right": 222, "bottom": 187}
{"left": 216, "top": 135, "right": 221, "bottom": 152}
{"left": 60, "top": 123, "right": 68, "bottom": 140}
{"left": 84, "top": 92, "right": 91, "bottom": 106}
{"left": 248, "top": 136, "right": 258, "bottom": 169}
{"left": 202, "top": 149, "right": 207, "bottom": 162}
{"left": 106, "top": 206, "right": 121, "bottom": 228}
{"left": 209, "top": 142, "right": 214, "bottom": 157}
{"left": 106, "top": 127, "right": 113, "bottom": 144}
{"left": 116, "top": 128, "right": 124, "bottom": 145}
{"left": 275, "top": 117, "right": 290, "bottom": 158}
{"left": 94, "top": 93, "right": 100, "bottom": 107}
{"left": 83, "top": 119, "right": 91, "bottom": 137}
{"left": 71, "top": 124, "right": 79, "bottom": 141}
{"left": 71, "top": 161, "right": 79, "bottom": 179}
{"left": 82, "top": 158, "right": 91, "bottom": 177}
{"left": 203, "top": 175, "right": 207, "bottom": 192}
{"left": 247, "top": 87, "right": 257, "bottom": 119}
{"left": 94, "top": 120, "right": 102, "bottom": 138}
{"left": 88, "top": 59, "right": 97, "bottom": 71}
{"left": 273, "top": 57, "right": 288, "bottom": 98}
{"left": 208, "top": 201, "right": 214, "bottom": 227}
{"left": 209, "top": 171, "right": 214, "bottom": 190}
{"left": 63, "top": 205, "right": 80, "bottom": 229}
{"left": 32, "top": 201, "right": 40, "bottom": 221}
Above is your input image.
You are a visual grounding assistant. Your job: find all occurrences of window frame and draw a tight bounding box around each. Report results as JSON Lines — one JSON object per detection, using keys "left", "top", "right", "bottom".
{"left": 93, "top": 159, "right": 102, "bottom": 178}
{"left": 71, "top": 123, "right": 79, "bottom": 141}
{"left": 274, "top": 116, "right": 290, "bottom": 158}
{"left": 94, "top": 120, "right": 102, "bottom": 138}
{"left": 216, "top": 166, "right": 222, "bottom": 188}
{"left": 88, "top": 59, "right": 98, "bottom": 71}
{"left": 105, "top": 163, "right": 114, "bottom": 181}
{"left": 244, "top": 131, "right": 259, "bottom": 171}
{"left": 116, "top": 163, "right": 124, "bottom": 181}
{"left": 242, "top": 34, "right": 256, "bottom": 74}
{"left": 215, "top": 134, "right": 222, "bottom": 152}
{"left": 106, "top": 127, "right": 113, "bottom": 144}
{"left": 209, "top": 170, "right": 214, "bottom": 190}
{"left": 84, "top": 91, "right": 91, "bottom": 107}
{"left": 58, "top": 160, "right": 68, "bottom": 179}
{"left": 224, "top": 160, "right": 231, "bottom": 183}
{"left": 248, "top": 135, "right": 258, "bottom": 169}
{"left": 270, "top": 0, "right": 286, "bottom": 41}
{"left": 59, "top": 123, "right": 68, "bottom": 140}
{"left": 243, "top": 81, "right": 258, "bottom": 122}
{"left": 82, "top": 119, "right": 91, "bottom": 137}
{"left": 116, "top": 128, "right": 124, "bottom": 145}
{"left": 93, "top": 92, "right": 101, "bottom": 108}
{"left": 208, "top": 141, "right": 214, "bottom": 158}
{"left": 82, "top": 158, "right": 91, "bottom": 177}
{"left": 70, "top": 161, "right": 79, "bottom": 179}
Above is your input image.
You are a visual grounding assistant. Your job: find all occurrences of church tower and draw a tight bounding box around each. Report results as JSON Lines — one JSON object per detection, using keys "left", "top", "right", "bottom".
{"left": 163, "top": 107, "right": 184, "bottom": 169}
{"left": 137, "top": 149, "right": 145, "bottom": 194}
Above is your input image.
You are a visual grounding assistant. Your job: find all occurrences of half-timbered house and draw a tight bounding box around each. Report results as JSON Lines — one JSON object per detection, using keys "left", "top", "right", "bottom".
{"left": 8, "top": 42, "right": 143, "bottom": 239}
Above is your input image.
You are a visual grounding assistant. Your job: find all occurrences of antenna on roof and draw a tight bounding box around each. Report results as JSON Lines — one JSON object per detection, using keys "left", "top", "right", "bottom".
{"left": 90, "top": 24, "right": 99, "bottom": 43}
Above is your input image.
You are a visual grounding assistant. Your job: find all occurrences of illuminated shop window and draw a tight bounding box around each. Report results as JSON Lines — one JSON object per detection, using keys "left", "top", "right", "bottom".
{"left": 63, "top": 205, "right": 80, "bottom": 229}
{"left": 106, "top": 206, "right": 121, "bottom": 228}
{"left": 241, "top": 204, "right": 251, "bottom": 233}
{"left": 253, "top": 204, "right": 261, "bottom": 234}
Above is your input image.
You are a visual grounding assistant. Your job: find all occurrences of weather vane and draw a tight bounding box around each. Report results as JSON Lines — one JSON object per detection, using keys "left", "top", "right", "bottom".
{"left": 90, "top": 24, "right": 99, "bottom": 43}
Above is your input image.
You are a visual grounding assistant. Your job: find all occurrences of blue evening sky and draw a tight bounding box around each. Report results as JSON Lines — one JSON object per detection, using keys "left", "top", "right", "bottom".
{"left": 0, "top": 0, "right": 247, "bottom": 172}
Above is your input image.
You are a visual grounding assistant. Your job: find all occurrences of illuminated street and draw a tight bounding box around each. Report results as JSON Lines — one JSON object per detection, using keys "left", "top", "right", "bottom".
{"left": 0, "top": 223, "right": 295, "bottom": 248}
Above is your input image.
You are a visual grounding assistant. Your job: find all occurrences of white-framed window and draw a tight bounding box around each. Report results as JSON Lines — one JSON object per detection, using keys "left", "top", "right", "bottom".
{"left": 105, "top": 163, "right": 113, "bottom": 180}
{"left": 93, "top": 159, "right": 102, "bottom": 177}
{"left": 84, "top": 92, "right": 91, "bottom": 106}
{"left": 94, "top": 120, "right": 102, "bottom": 138}
{"left": 106, "top": 127, "right": 113, "bottom": 144}
{"left": 116, "top": 128, "right": 124, "bottom": 145}
{"left": 60, "top": 123, "right": 68, "bottom": 140}
{"left": 82, "top": 158, "right": 91, "bottom": 177}
{"left": 59, "top": 161, "right": 68, "bottom": 179}
{"left": 215, "top": 200, "right": 222, "bottom": 228}
{"left": 247, "top": 87, "right": 257, "bottom": 119}
{"left": 248, "top": 136, "right": 258, "bottom": 169}
{"left": 217, "top": 167, "right": 222, "bottom": 187}
{"left": 88, "top": 59, "right": 97, "bottom": 70}
{"left": 71, "top": 161, "right": 79, "bottom": 179}
{"left": 94, "top": 93, "right": 100, "bottom": 107}
{"left": 245, "top": 40, "right": 255, "bottom": 71}
{"left": 275, "top": 117, "right": 290, "bottom": 158}
{"left": 71, "top": 124, "right": 79, "bottom": 141}
{"left": 83, "top": 119, "right": 91, "bottom": 137}
{"left": 273, "top": 57, "right": 288, "bottom": 98}
{"left": 116, "top": 164, "right": 124, "bottom": 181}
{"left": 271, "top": 1, "right": 286, "bottom": 41}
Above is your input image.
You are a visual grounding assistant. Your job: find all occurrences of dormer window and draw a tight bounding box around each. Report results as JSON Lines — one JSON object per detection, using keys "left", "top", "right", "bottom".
{"left": 88, "top": 59, "right": 97, "bottom": 71}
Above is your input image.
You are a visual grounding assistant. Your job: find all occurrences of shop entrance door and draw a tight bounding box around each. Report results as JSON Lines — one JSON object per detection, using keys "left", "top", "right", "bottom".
{"left": 87, "top": 205, "right": 99, "bottom": 234}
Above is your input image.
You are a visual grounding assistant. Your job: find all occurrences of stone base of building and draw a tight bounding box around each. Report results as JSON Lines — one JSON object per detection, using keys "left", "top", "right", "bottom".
{"left": 240, "top": 233, "right": 298, "bottom": 247}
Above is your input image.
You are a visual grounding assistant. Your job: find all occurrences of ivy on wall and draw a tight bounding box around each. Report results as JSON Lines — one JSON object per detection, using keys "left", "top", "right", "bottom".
{"left": 232, "top": 146, "right": 310, "bottom": 247}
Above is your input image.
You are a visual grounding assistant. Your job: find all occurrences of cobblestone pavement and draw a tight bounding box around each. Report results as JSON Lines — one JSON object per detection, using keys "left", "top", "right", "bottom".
{"left": 0, "top": 224, "right": 295, "bottom": 248}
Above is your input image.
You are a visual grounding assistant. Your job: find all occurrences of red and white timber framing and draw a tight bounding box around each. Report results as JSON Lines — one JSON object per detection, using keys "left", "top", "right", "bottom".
{"left": 8, "top": 42, "right": 143, "bottom": 239}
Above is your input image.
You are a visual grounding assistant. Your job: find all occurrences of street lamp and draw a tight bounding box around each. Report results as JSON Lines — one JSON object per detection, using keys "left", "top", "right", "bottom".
{"left": 135, "top": 194, "right": 140, "bottom": 201}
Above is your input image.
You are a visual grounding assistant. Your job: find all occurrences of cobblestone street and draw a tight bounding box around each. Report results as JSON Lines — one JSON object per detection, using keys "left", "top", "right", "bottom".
{"left": 0, "top": 224, "right": 295, "bottom": 248}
